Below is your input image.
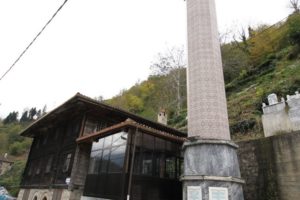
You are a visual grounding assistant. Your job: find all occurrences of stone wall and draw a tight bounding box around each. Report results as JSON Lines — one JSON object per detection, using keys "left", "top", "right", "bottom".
{"left": 237, "top": 131, "right": 300, "bottom": 200}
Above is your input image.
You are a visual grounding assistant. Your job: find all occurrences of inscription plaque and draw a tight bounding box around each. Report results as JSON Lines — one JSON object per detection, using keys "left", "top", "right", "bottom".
{"left": 209, "top": 187, "right": 228, "bottom": 200}
{"left": 187, "top": 186, "right": 202, "bottom": 200}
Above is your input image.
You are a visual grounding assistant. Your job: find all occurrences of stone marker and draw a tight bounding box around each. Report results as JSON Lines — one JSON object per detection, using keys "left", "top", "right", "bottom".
{"left": 182, "top": 0, "right": 244, "bottom": 199}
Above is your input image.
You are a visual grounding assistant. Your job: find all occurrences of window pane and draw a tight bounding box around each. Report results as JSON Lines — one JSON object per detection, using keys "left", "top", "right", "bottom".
{"left": 84, "top": 119, "right": 98, "bottom": 135}
{"left": 142, "top": 152, "right": 152, "bottom": 175}
{"left": 63, "top": 153, "right": 72, "bottom": 173}
{"left": 112, "top": 132, "right": 127, "bottom": 146}
{"left": 92, "top": 139, "right": 104, "bottom": 151}
{"left": 110, "top": 145, "right": 126, "bottom": 160}
{"left": 88, "top": 150, "right": 102, "bottom": 174}
{"left": 100, "top": 149, "right": 110, "bottom": 173}
{"left": 133, "top": 149, "right": 141, "bottom": 174}
{"left": 165, "top": 156, "right": 176, "bottom": 179}
{"left": 103, "top": 135, "right": 113, "bottom": 149}
{"left": 108, "top": 157, "right": 125, "bottom": 173}
{"left": 153, "top": 153, "right": 164, "bottom": 178}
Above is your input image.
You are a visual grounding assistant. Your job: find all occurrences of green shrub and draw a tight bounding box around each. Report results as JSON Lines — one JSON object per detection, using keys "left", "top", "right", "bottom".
{"left": 287, "top": 13, "right": 300, "bottom": 45}
{"left": 8, "top": 140, "right": 31, "bottom": 156}
{"left": 0, "top": 160, "right": 25, "bottom": 197}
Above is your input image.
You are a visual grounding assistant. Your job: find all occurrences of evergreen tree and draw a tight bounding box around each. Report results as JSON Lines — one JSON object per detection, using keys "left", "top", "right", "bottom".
{"left": 3, "top": 111, "right": 19, "bottom": 124}
{"left": 20, "top": 111, "right": 29, "bottom": 123}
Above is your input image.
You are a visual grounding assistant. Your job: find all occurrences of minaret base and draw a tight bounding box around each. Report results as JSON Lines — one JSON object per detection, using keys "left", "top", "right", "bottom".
{"left": 182, "top": 139, "right": 244, "bottom": 200}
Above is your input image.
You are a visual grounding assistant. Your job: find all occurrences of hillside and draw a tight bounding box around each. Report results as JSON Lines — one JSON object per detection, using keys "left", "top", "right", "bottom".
{"left": 0, "top": 122, "right": 31, "bottom": 196}
{"left": 107, "top": 13, "right": 300, "bottom": 141}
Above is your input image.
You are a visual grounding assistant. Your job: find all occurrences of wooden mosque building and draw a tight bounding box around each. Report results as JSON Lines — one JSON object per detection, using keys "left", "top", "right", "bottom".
{"left": 17, "top": 93, "right": 186, "bottom": 200}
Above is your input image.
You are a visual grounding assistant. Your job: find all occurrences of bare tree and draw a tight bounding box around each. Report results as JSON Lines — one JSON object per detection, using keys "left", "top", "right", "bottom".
{"left": 232, "top": 26, "right": 251, "bottom": 55}
{"left": 150, "top": 46, "right": 187, "bottom": 115}
{"left": 290, "top": 0, "right": 300, "bottom": 13}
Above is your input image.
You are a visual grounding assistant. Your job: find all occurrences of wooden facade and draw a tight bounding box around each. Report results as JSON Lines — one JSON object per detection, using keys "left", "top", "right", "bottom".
{"left": 18, "top": 93, "right": 186, "bottom": 200}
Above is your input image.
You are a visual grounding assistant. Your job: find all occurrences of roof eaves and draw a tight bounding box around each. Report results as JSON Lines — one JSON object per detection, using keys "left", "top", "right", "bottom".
{"left": 76, "top": 119, "right": 186, "bottom": 144}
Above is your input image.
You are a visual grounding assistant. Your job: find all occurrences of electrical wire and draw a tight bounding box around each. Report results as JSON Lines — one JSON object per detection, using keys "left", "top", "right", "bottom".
{"left": 0, "top": 0, "right": 69, "bottom": 82}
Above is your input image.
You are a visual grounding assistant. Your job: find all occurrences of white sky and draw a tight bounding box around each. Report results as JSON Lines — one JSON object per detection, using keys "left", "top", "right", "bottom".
{"left": 0, "top": 0, "right": 292, "bottom": 118}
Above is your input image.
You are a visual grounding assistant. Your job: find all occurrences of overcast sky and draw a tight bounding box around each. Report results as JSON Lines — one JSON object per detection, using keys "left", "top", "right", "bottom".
{"left": 0, "top": 0, "right": 292, "bottom": 118}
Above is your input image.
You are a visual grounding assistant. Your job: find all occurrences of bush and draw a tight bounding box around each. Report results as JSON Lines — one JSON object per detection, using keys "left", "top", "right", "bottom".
{"left": 230, "top": 119, "right": 257, "bottom": 134}
{"left": 8, "top": 140, "right": 31, "bottom": 156}
{"left": 0, "top": 160, "right": 25, "bottom": 197}
{"left": 287, "top": 13, "right": 300, "bottom": 46}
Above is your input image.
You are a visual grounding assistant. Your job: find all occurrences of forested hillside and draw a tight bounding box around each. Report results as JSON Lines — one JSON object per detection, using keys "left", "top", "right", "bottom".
{"left": 0, "top": 108, "right": 44, "bottom": 196}
{"left": 108, "top": 13, "right": 300, "bottom": 140}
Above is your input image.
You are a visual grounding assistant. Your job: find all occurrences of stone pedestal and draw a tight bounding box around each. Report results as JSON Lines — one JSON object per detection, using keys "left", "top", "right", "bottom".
{"left": 182, "top": 139, "right": 244, "bottom": 200}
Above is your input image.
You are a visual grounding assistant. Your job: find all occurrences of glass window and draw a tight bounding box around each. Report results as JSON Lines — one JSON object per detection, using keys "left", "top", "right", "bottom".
{"left": 133, "top": 149, "right": 141, "bottom": 174}
{"left": 83, "top": 119, "right": 98, "bottom": 135}
{"left": 142, "top": 152, "right": 153, "bottom": 175}
{"left": 97, "top": 121, "right": 107, "bottom": 131}
{"left": 110, "top": 145, "right": 126, "bottom": 160}
{"left": 100, "top": 149, "right": 110, "bottom": 173}
{"left": 63, "top": 153, "right": 72, "bottom": 173}
{"left": 103, "top": 135, "right": 113, "bottom": 149}
{"left": 165, "top": 156, "right": 176, "bottom": 179}
{"left": 88, "top": 132, "right": 128, "bottom": 175}
{"left": 154, "top": 153, "right": 164, "bottom": 178}
{"left": 112, "top": 132, "right": 127, "bottom": 146}
{"left": 108, "top": 157, "right": 125, "bottom": 173}
{"left": 45, "top": 155, "right": 53, "bottom": 173}
{"left": 92, "top": 139, "right": 104, "bottom": 151}
{"left": 88, "top": 150, "right": 102, "bottom": 174}
{"left": 177, "top": 158, "right": 183, "bottom": 178}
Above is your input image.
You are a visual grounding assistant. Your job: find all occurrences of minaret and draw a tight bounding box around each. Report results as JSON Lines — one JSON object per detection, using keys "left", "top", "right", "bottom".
{"left": 182, "top": 0, "right": 244, "bottom": 199}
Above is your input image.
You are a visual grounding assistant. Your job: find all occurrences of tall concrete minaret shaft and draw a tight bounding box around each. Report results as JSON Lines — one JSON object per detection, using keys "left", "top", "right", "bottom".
{"left": 183, "top": 0, "right": 244, "bottom": 199}
{"left": 187, "top": 0, "right": 230, "bottom": 140}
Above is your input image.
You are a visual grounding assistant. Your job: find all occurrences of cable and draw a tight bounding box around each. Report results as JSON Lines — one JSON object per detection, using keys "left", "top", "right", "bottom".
{"left": 0, "top": 0, "right": 69, "bottom": 82}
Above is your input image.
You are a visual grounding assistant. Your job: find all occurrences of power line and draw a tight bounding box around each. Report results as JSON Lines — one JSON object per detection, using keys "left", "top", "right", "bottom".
{"left": 0, "top": 0, "right": 69, "bottom": 82}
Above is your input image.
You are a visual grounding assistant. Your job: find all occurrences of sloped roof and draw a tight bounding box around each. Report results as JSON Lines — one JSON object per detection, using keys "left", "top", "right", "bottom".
{"left": 77, "top": 119, "right": 186, "bottom": 144}
{"left": 20, "top": 93, "right": 187, "bottom": 138}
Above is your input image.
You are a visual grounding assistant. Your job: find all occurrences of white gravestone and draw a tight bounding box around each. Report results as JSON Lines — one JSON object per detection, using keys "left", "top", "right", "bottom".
{"left": 187, "top": 186, "right": 202, "bottom": 200}
{"left": 209, "top": 187, "right": 228, "bottom": 200}
{"left": 268, "top": 93, "right": 278, "bottom": 105}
